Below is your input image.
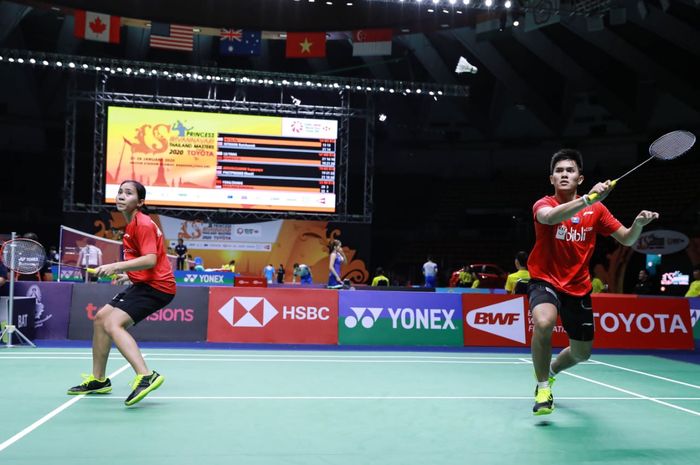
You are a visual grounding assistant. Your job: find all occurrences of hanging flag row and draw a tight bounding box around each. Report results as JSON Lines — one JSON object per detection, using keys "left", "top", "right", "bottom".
{"left": 72, "top": 9, "right": 394, "bottom": 58}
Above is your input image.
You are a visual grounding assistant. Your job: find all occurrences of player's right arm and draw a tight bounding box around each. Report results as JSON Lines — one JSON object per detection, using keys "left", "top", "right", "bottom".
{"left": 536, "top": 181, "right": 613, "bottom": 225}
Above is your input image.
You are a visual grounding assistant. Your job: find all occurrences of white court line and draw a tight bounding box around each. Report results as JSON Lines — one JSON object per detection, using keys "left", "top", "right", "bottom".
{"left": 85, "top": 395, "right": 651, "bottom": 401}
{"left": 0, "top": 362, "right": 132, "bottom": 454}
{"left": 561, "top": 371, "right": 700, "bottom": 417}
{"left": 589, "top": 359, "right": 700, "bottom": 390}
{"left": 131, "top": 358, "right": 530, "bottom": 364}
{"left": 518, "top": 357, "right": 700, "bottom": 417}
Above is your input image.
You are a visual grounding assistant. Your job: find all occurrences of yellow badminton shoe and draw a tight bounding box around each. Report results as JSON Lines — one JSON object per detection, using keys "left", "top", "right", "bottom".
{"left": 67, "top": 374, "right": 112, "bottom": 395}
{"left": 125, "top": 371, "right": 164, "bottom": 406}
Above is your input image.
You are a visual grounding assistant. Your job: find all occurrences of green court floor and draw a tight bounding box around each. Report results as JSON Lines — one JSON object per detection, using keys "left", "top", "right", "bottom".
{"left": 0, "top": 348, "right": 698, "bottom": 465}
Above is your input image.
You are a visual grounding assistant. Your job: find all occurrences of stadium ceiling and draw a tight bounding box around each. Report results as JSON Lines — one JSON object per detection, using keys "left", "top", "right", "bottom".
{"left": 2, "top": 0, "right": 699, "bottom": 141}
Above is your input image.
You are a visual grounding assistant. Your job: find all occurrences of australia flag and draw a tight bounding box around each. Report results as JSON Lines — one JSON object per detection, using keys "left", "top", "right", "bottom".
{"left": 219, "top": 29, "right": 262, "bottom": 56}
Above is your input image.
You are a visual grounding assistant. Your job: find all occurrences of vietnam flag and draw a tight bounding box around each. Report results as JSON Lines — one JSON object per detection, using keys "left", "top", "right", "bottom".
{"left": 74, "top": 10, "right": 120, "bottom": 44}
{"left": 285, "top": 32, "right": 326, "bottom": 58}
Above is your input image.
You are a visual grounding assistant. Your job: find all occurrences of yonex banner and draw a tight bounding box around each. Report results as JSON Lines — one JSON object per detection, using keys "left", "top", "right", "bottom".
{"left": 338, "top": 291, "right": 463, "bottom": 346}
{"left": 174, "top": 270, "right": 234, "bottom": 287}
{"left": 69, "top": 284, "right": 209, "bottom": 341}
{"left": 207, "top": 287, "right": 338, "bottom": 344}
{"left": 11, "top": 281, "right": 73, "bottom": 339}
{"left": 689, "top": 297, "right": 700, "bottom": 340}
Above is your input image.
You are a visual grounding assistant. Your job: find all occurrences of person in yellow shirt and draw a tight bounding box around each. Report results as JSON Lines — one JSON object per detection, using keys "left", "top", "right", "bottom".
{"left": 505, "top": 251, "right": 531, "bottom": 294}
{"left": 371, "top": 267, "right": 390, "bottom": 286}
{"left": 591, "top": 276, "right": 606, "bottom": 293}
{"left": 685, "top": 265, "right": 700, "bottom": 297}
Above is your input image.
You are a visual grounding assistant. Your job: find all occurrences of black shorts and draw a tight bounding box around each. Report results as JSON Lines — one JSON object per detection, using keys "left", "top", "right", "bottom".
{"left": 109, "top": 283, "right": 175, "bottom": 324}
{"left": 527, "top": 279, "right": 594, "bottom": 341}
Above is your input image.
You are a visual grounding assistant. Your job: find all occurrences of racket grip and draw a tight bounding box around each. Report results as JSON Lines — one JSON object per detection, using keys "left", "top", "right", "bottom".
{"left": 587, "top": 179, "right": 617, "bottom": 202}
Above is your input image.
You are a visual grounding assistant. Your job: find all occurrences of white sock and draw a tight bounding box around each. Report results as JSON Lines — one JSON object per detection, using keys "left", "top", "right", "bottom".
{"left": 537, "top": 381, "right": 549, "bottom": 389}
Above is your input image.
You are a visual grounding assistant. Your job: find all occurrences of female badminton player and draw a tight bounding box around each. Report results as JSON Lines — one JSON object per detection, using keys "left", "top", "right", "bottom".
{"left": 67, "top": 180, "right": 176, "bottom": 406}
{"left": 528, "top": 149, "right": 658, "bottom": 416}
{"left": 327, "top": 239, "right": 346, "bottom": 289}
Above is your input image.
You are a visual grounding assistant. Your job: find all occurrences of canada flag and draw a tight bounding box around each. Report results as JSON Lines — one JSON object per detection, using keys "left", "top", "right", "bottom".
{"left": 74, "top": 10, "right": 120, "bottom": 44}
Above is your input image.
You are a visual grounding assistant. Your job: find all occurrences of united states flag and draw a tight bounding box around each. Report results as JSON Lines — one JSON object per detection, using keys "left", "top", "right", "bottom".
{"left": 150, "top": 23, "right": 193, "bottom": 51}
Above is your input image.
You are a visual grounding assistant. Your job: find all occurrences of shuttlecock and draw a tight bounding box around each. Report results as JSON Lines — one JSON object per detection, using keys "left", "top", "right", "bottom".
{"left": 455, "top": 56, "right": 478, "bottom": 74}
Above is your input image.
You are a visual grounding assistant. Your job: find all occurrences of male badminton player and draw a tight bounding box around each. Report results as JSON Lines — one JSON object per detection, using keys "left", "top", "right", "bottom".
{"left": 67, "top": 180, "right": 176, "bottom": 406}
{"left": 528, "top": 149, "right": 658, "bottom": 415}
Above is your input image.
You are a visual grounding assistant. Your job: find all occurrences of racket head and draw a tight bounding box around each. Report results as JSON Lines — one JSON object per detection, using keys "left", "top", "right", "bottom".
{"left": 649, "top": 130, "right": 696, "bottom": 161}
{"left": 0, "top": 238, "right": 46, "bottom": 274}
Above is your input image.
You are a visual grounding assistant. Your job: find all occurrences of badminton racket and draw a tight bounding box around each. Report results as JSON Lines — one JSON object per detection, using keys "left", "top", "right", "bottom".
{"left": 0, "top": 238, "right": 114, "bottom": 277}
{"left": 589, "top": 130, "right": 696, "bottom": 201}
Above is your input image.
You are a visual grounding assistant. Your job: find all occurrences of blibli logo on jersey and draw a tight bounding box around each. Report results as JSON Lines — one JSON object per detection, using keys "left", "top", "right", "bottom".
{"left": 555, "top": 226, "right": 587, "bottom": 242}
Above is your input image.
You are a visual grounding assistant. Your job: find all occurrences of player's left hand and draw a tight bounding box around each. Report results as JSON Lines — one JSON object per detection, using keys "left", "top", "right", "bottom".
{"left": 112, "top": 273, "right": 131, "bottom": 285}
{"left": 93, "top": 263, "right": 122, "bottom": 278}
{"left": 634, "top": 210, "right": 659, "bottom": 227}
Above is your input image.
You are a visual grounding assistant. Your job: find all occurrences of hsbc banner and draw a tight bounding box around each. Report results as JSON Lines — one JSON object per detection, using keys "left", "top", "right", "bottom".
{"left": 69, "top": 284, "right": 209, "bottom": 341}
{"left": 587, "top": 295, "right": 693, "bottom": 350}
{"left": 207, "top": 288, "right": 338, "bottom": 344}
{"left": 338, "top": 291, "right": 463, "bottom": 346}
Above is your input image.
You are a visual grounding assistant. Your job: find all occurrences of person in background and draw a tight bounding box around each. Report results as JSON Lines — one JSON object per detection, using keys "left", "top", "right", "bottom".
{"left": 222, "top": 259, "right": 236, "bottom": 272}
{"left": 371, "top": 267, "right": 390, "bottom": 286}
{"left": 298, "top": 263, "right": 312, "bottom": 285}
{"left": 458, "top": 265, "right": 479, "bottom": 288}
{"left": 422, "top": 256, "right": 438, "bottom": 288}
{"left": 292, "top": 263, "right": 301, "bottom": 284}
{"left": 193, "top": 257, "right": 205, "bottom": 271}
{"left": 634, "top": 269, "right": 656, "bottom": 295}
{"left": 591, "top": 273, "right": 607, "bottom": 294}
{"left": 263, "top": 263, "right": 275, "bottom": 284}
{"left": 327, "top": 239, "right": 347, "bottom": 289}
{"left": 685, "top": 265, "right": 700, "bottom": 297}
{"left": 175, "top": 238, "right": 188, "bottom": 271}
{"left": 78, "top": 238, "right": 104, "bottom": 282}
{"left": 277, "top": 264, "right": 286, "bottom": 284}
{"left": 505, "top": 251, "right": 531, "bottom": 294}
{"left": 0, "top": 259, "right": 7, "bottom": 288}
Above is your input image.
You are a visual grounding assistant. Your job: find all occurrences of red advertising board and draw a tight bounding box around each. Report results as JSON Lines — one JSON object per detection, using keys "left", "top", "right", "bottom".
{"left": 463, "top": 293, "right": 693, "bottom": 350}
{"left": 207, "top": 288, "right": 338, "bottom": 344}
{"left": 462, "top": 294, "right": 530, "bottom": 347}
{"left": 235, "top": 276, "right": 267, "bottom": 287}
{"left": 585, "top": 294, "right": 693, "bottom": 350}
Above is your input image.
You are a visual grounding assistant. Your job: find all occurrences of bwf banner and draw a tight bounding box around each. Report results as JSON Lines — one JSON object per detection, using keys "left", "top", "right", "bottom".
{"left": 352, "top": 29, "right": 393, "bottom": 56}
{"left": 73, "top": 10, "right": 120, "bottom": 43}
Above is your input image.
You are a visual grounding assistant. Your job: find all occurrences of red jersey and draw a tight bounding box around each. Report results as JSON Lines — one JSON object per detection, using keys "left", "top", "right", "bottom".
{"left": 123, "top": 211, "right": 176, "bottom": 294}
{"left": 528, "top": 196, "right": 621, "bottom": 296}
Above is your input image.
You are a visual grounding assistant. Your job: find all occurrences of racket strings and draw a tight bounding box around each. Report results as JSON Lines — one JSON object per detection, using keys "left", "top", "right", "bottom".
{"left": 650, "top": 130, "right": 696, "bottom": 160}
{"left": 1, "top": 239, "right": 46, "bottom": 274}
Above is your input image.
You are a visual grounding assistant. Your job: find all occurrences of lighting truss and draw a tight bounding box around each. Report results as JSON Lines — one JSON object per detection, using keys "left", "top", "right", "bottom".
{"left": 0, "top": 48, "right": 468, "bottom": 98}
